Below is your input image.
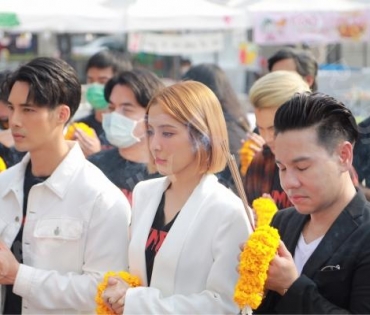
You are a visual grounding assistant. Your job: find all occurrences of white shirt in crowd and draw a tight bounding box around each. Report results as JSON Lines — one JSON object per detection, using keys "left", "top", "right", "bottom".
{"left": 0, "top": 142, "right": 131, "bottom": 314}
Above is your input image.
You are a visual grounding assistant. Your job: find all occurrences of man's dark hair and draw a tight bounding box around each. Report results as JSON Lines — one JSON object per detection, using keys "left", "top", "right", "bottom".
{"left": 274, "top": 92, "right": 358, "bottom": 152}
{"left": 0, "top": 70, "right": 12, "bottom": 103}
{"left": 86, "top": 50, "right": 132, "bottom": 75}
{"left": 268, "top": 47, "right": 318, "bottom": 92}
{"left": 5, "top": 57, "right": 81, "bottom": 121}
{"left": 180, "top": 58, "right": 191, "bottom": 67}
{"left": 104, "top": 68, "right": 164, "bottom": 108}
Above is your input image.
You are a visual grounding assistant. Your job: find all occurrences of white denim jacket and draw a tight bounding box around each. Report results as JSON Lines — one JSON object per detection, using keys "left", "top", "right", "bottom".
{"left": 0, "top": 142, "right": 131, "bottom": 314}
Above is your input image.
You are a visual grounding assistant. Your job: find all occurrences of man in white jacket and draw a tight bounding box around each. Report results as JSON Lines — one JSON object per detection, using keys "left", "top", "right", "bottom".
{"left": 0, "top": 57, "right": 131, "bottom": 314}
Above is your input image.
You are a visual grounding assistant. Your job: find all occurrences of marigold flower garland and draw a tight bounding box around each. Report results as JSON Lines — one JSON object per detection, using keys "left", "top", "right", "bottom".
{"left": 65, "top": 122, "right": 95, "bottom": 140}
{"left": 95, "top": 271, "right": 141, "bottom": 315}
{"left": 0, "top": 156, "right": 6, "bottom": 172}
{"left": 239, "top": 139, "right": 255, "bottom": 176}
{"left": 234, "top": 197, "right": 280, "bottom": 313}
{"left": 253, "top": 197, "right": 279, "bottom": 227}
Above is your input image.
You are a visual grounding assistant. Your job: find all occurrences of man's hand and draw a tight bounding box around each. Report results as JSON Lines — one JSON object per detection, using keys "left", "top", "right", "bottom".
{"left": 244, "top": 132, "right": 265, "bottom": 154}
{"left": 0, "top": 240, "right": 20, "bottom": 285}
{"left": 103, "top": 277, "right": 129, "bottom": 314}
{"left": 74, "top": 128, "right": 101, "bottom": 157}
{"left": 265, "top": 241, "right": 299, "bottom": 296}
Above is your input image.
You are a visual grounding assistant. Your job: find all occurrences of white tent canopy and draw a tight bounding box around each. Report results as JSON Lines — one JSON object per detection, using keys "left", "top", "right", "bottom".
{"left": 125, "top": 0, "right": 249, "bottom": 31}
{"left": 0, "top": 0, "right": 124, "bottom": 33}
{"left": 246, "top": 0, "right": 369, "bottom": 12}
{"left": 1, "top": 0, "right": 250, "bottom": 33}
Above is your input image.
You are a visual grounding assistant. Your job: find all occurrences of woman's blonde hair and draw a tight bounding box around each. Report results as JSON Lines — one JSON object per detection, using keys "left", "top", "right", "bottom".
{"left": 146, "top": 81, "right": 228, "bottom": 175}
{"left": 249, "top": 70, "right": 311, "bottom": 109}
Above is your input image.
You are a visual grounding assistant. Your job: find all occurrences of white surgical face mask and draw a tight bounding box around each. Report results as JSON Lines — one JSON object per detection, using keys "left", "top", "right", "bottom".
{"left": 102, "top": 112, "right": 141, "bottom": 148}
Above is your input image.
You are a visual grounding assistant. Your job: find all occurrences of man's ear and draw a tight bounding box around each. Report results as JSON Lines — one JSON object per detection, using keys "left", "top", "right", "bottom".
{"left": 336, "top": 141, "right": 353, "bottom": 171}
{"left": 56, "top": 105, "right": 71, "bottom": 125}
{"left": 304, "top": 75, "right": 314, "bottom": 90}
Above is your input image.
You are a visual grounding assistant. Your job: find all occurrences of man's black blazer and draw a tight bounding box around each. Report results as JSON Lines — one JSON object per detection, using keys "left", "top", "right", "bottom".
{"left": 255, "top": 191, "right": 370, "bottom": 314}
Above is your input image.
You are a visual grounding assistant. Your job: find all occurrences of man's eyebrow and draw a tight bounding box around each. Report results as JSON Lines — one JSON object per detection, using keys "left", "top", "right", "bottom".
{"left": 13, "top": 102, "right": 39, "bottom": 109}
{"left": 276, "top": 156, "right": 311, "bottom": 165}
{"left": 291, "top": 156, "right": 311, "bottom": 163}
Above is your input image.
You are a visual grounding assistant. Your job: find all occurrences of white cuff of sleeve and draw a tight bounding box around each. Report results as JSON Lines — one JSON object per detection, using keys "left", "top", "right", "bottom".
{"left": 13, "top": 264, "right": 35, "bottom": 299}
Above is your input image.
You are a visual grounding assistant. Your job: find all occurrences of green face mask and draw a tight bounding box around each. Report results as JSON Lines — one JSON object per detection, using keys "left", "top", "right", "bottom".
{"left": 86, "top": 83, "right": 109, "bottom": 110}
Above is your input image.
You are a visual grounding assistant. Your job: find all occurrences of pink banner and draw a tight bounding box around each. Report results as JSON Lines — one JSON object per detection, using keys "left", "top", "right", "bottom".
{"left": 253, "top": 11, "right": 370, "bottom": 44}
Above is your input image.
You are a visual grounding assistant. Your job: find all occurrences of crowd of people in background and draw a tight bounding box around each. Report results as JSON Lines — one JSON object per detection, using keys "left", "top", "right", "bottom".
{"left": 0, "top": 46, "right": 369, "bottom": 314}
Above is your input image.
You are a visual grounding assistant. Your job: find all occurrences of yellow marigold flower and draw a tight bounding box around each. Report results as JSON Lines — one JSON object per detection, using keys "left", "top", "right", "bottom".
{"left": 95, "top": 271, "right": 141, "bottom": 315}
{"left": 234, "top": 225, "right": 280, "bottom": 310}
{"left": 65, "top": 122, "right": 94, "bottom": 140}
{"left": 239, "top": 139, "right": 255, "bottom": 176}
{"left": 0, "top": 156, "right": 7, "bottom": 172}
{"left": 234, "top": 197, "right": 281, "bottom": 312}
{"left": 253, "top": 197, "right": 278, "bottom": 228}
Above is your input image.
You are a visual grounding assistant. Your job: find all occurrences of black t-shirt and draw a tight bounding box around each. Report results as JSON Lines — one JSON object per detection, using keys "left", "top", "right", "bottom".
{"left": 145, "top": 193, "right": 179, "bottom": 285}
{"left": 88, "top": 148, "right": 160, "bottom": 203}
{"left": 4, "top": 163, "right": 48, "bottom": 315}
{"left": 0, "top": 144, "right": 26, "bottom": 169}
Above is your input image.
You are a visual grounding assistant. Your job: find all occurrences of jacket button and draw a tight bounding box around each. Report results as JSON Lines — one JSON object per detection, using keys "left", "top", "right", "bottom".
{"left": 15, "top": 216, "right": 20, "bottom": 222}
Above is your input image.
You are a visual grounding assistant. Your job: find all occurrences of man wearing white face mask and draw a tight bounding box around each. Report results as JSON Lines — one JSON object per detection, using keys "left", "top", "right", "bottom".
{"left": 88, "top": 69, "right": 164, "bottom": 203}
{"left": 74, "top": 50, "right": 132, "bottom": 156}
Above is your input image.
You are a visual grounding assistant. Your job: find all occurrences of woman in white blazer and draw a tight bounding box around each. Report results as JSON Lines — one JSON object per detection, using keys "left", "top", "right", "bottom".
{"left": 102, "top": 81, "right": 253, "bottom": 314}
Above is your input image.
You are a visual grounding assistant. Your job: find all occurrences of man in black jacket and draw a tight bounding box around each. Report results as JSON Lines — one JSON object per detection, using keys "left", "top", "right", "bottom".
{"left": 255, "top": 92, "right": 370, "bottom": 314}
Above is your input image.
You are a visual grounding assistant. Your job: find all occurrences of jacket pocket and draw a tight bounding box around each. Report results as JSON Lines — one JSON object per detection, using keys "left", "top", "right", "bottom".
{"left": 31, "top": 218, "right": 84, "bottom": 271}
{"left": 34, "top": 218, "right": 83, "bottom": 240}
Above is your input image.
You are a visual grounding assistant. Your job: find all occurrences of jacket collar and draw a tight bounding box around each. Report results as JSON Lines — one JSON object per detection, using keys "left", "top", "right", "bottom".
{"left": 282, "top": 211, "right": 308, "bottom": 257}
{"left": 3, "top": 142, "right": 85, "bottom": 200}
{"left": 301, "top": 190, "right": 366, "bottom": 277}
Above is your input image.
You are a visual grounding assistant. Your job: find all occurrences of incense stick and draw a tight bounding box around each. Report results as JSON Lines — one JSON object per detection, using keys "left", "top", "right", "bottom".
{"left": 221, "top": 141, "right": 255, "bottom": 231}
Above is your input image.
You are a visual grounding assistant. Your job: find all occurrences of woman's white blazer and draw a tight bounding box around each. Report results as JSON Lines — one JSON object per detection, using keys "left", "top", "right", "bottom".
{"left": 125, "top": 174, "right": 252, "bottom": 314}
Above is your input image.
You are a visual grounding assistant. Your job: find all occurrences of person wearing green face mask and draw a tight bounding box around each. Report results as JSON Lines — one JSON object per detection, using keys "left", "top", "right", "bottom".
{"left": 74, "top": 50, "right": 132, "bottom": 157}
{"left": 86, "top": 83, "right": 109, "bottom": 110}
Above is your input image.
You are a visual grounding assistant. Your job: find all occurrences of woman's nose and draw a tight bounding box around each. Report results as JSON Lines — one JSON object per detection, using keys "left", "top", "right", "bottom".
{"left": 149, "top": 133, "right": 161, "bottom": 151}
